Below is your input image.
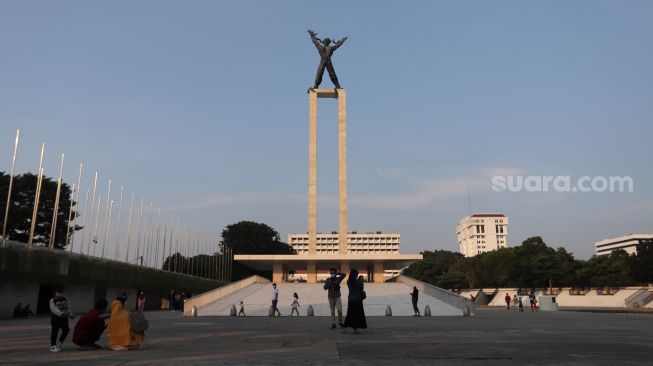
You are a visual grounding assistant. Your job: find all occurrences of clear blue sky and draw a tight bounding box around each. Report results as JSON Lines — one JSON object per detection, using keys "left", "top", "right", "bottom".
{"left": 1, "top": 1, "right": 651, "bottom": 259}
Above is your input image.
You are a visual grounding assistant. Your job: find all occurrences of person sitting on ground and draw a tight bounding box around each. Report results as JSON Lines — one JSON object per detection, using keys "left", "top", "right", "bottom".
{"left": 107, "top": 295, "right": 144, "bottom": 351}
{"left": 73, "top": 299, "right": 108, "bottom": 349}
{"left": 290, "top": 293, "right": 300, "bottom": 316}
{"left": 13, "top": 302, "right": 25, "bottom": 318}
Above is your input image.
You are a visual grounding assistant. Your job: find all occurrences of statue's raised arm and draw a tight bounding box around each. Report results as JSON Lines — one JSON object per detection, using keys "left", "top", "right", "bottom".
{"left": 307, "top": 29, "right": 322, "bottom": 49}
{"left": 332, "top": 36, "right": 348, "bottom": 51}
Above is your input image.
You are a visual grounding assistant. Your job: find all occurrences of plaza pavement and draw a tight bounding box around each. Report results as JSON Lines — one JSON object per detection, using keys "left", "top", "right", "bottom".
{"left": 0, "top": 308, "right": 651, "bottom": 365}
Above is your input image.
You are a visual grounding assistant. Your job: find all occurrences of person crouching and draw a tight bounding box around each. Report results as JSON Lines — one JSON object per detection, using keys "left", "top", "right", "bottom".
{"left": 107, "top": 294, "right": 145, "bottom": 350}
{"left": 73, "top": 299, "right": 109, "bottom": 349}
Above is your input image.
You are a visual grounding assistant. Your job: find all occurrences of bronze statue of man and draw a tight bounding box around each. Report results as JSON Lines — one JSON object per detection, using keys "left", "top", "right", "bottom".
{"left": 308, "top": 29, "right": 348, "bottom": 89}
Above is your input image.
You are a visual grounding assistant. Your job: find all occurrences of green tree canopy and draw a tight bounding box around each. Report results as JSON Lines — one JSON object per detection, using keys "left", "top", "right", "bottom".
{"left": 220, "top": 221, "right": 295, "bottom": 255}
{"left": 406, "top": 236, "right": 643, "bottom": 289}
{"left": 0, "top": 172, "right": 80, "bottom": 249}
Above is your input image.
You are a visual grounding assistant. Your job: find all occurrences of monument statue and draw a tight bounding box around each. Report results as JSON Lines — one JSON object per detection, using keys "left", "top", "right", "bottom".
{"left": 308, "top": 29, "right": 348, "bottom": 89}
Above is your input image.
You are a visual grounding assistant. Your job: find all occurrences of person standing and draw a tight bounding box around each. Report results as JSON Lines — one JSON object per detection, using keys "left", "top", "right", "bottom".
{"left": 512, "top": 294, "right": 519, "bottom": 310}
{"left": 518, "top": 296, "right": 524, "bottom": 312}
{"left": 271, "top": 283, "right": 281, "bottom": 317}
{"left": 342, "top": 269, "right": 367, "bottom": 334}
{"left": 238, "top": 301, "right": 246, "bottom": 316}
{"left": 323, "top": 268, "right": 346, "bottom": 329}
{"left": 137, "top": 291, "right": 146, "bottom": 312}
{"left": 290, "top": 293, "right": 300, "bottom": 316}
{"left": 49, "top": 285, "right": 74, "bottom": 352}
{"left": 411, "top": 287, "right": 420, "bottom": 316}
{"left": 504, "top": 293, "right": 511, "bottom": 310}
{"left": 73, "top": 299, "right": 108, "bottom": 349}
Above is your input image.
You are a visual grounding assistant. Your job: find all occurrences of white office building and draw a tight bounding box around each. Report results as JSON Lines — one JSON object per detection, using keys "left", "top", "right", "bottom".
{"left": 287, "top": 232, "right": 401, "bottom": 280}
{"left": 595, "top": 234, "right": 653, "bottom": 256}
{"left": 289, "top": 231, "right": 400, "bottom": 255}
{"left": 456, "top": 213, "right": 509, "bottom": 257}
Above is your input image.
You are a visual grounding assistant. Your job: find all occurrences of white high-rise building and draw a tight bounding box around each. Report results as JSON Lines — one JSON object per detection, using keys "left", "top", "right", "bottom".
{"left": 456, "top": 213, "right": 509, "bottom": 257}
{"left": 595, "top": 234, "right": 653, "bottom": 256}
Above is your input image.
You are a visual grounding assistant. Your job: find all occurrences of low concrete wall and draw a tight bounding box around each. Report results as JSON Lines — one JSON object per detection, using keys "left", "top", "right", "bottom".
{"left": 398, "top": 275, "right": 475, "bottom": 316}
{"left": 184, "top": 275, "right": 270, "bottom": 316}
{"left": 0, "top": 282, "right": 39, "bottom": 318}
{"left": 0, "top": 243, "right": 225, "bottom": 317}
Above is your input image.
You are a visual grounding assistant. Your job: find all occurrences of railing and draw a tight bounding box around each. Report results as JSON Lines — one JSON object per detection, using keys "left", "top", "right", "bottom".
{"left": 625, "top": 288, "right": 653, "bottom": 308}
{"left": 184, "top": 275, "right": 270, "bottom": 315}
{"left": 543, "top": 288, "right": 563, "bottom": 296}
{"left": 397, "top": 275, "right": 475, "bottom": 316}
{"left": 569, "top": 288, "right": 591, "bottom": 296}
{"left": 596, "top": 287, "right": 620, "bottom": 296}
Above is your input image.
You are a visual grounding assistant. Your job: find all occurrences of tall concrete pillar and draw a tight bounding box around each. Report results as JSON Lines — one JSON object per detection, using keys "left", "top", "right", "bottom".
{"left": 340, "top": 262, "right": 350, "bottom": 276}
{"left": 373, "top": 262, "right": 385, "bottom": 284}
{"left": 337, "top": 89, "right": 348, "bottom": 255}
{"left": 308, "top": 91, "right": 318, "bottom": 255}
{"left": 272, "top": 263, "right": 284, "bottom": 284}
{"left": 307, "top": 262, "right": 317, "bottom": 283}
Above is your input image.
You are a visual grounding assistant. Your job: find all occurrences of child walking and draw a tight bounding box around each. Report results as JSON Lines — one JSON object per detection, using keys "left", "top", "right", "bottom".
{"left": 49, "top": 285, "right": 74, "bottom": 352}
{"left": 290, "top": 293, "right": 300, "bottom": 316}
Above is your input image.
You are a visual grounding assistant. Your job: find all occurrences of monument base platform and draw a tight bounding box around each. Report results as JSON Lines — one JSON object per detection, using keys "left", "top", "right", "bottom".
{"left": 234, "top": 254, "right": 423, "bottom": 283}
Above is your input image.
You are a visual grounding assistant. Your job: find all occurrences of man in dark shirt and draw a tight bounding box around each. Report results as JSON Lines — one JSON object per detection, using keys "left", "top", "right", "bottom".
{"left": 411, "top": 287, "right": 420, "bottom": 316}
{"left": 72, "top": 299, "right": 108, "bottom": 349}
{"left": 324, "top": 268, "right": 347, "bottom": 329}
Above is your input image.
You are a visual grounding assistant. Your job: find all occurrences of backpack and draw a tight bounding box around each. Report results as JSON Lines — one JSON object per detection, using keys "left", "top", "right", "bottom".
{"left": 130, "top": 312, "right": 149, "bottom": 333}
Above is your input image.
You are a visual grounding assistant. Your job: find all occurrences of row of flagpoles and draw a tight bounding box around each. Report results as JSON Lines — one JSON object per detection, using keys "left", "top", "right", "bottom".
{"left": 0, "top": 129, "right": 232, "bottom": 282}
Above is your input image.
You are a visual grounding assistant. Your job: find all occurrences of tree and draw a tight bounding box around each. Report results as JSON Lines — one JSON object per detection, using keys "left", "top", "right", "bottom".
{"left": 220, "top": 221, "right": 295, "bottom": 255}
{"left": 630, "top": 240, "right": 653, "bottom": 283}
{"left": 0, "top": 172, "right": 80, "bottom": 249}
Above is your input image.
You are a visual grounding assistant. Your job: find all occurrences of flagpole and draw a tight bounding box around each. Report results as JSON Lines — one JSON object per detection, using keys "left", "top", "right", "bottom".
{"left": 92, "top": 195, "right": 101, "bottom": 257}
{"left": 78, "top": 189, "right": 90, "bottom": 255}
{"left": 48, "top": 154, "right": 65, "bottom": 251}
{"left": 2, "top": 129, "right": 20, "bottom": 247}
{"left": 154, "top": 207, "right": 161, "bottom": 269}
{"left": 100, "top": 179, "right": 112, "bottom": 258}
{"left": 84, "top": 171, "right": 98, "bottom": 255}
{"left": 102, "top": 200, "right": 113, "bottom": 259}
{"left": 135, "top": 197, "right": 144, "bottom": 265}
{"left": 66, "top": 162, "right": 83, "bottom": 253}
{"left": 28, "top": 143, "right": 45, "bottom": 249}
{"left": 124, "top": 193, "right": 135, "bottom": 263}
{"left": 114, "top": 186, "right": 124, "bottom": 261}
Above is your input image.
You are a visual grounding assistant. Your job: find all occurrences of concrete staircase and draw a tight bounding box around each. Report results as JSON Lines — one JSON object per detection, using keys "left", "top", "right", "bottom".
{"left": 196, "top": 281, "right": 462, "bottom": 317}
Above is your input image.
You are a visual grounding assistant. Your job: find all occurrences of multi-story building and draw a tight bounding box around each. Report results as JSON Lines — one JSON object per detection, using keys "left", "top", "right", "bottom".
{"left": 595, "top": 234, "right": 653, "bottom": 256}
{"left": 287, "top": 231, "right": 401, "bottom": 280}
{"left": 288, "top": 231, "right": 400, "bottom": 255}
{"left": 456, "top": 213, "right": 509, "bottom": 257}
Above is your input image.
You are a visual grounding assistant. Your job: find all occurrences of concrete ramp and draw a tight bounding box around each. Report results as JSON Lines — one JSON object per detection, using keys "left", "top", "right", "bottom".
{"left": 189, "top": 276, "right": 466, "bottom": 316}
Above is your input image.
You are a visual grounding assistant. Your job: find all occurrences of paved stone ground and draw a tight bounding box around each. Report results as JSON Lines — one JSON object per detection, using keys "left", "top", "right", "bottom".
{"left": 1, "top": 308, "right": 651, "bottom": 365}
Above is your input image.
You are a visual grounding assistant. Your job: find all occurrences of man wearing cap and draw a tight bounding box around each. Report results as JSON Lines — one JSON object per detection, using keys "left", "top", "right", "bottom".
{"left": 323, "top": 268, "right": 347, "bottom": 329}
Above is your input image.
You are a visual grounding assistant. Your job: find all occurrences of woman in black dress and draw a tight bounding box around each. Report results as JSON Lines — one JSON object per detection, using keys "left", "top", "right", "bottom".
{"left": 343, "top": 269, "right": 367, "bottom": 334}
